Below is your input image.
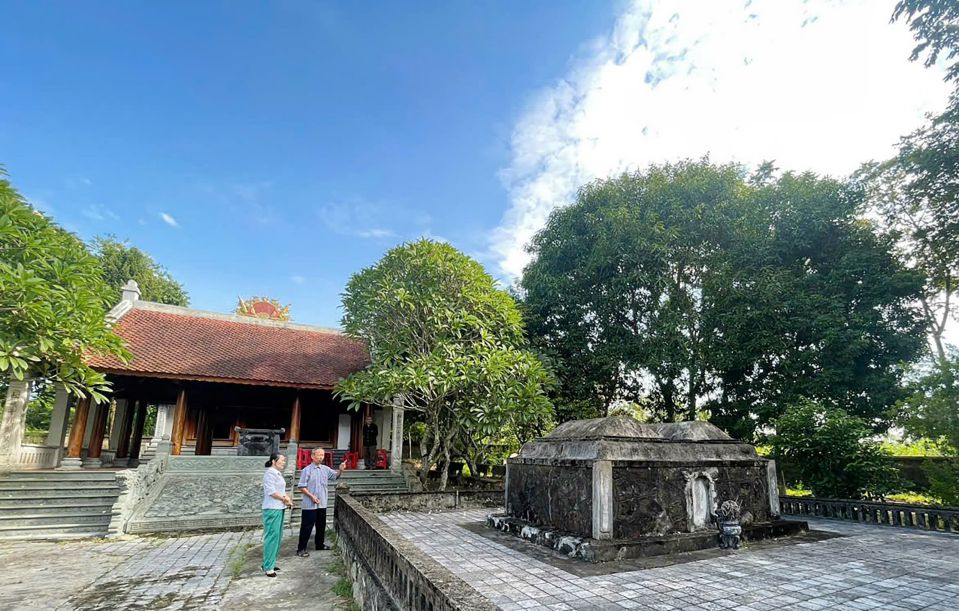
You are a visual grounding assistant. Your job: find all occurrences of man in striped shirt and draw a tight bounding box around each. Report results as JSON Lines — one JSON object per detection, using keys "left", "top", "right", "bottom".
{"left": 296, "top": 448, "right": 346, "bottom": 556}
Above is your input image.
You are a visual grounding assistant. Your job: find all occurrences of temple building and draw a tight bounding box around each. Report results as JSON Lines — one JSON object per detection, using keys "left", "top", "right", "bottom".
{"left": 12, "top": 280, "right": 402, "bottom": 472}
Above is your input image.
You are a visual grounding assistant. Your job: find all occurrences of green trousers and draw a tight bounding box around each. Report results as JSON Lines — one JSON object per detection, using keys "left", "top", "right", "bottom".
{"left": 262, "top": 508, "right": 285, "bottom": 572}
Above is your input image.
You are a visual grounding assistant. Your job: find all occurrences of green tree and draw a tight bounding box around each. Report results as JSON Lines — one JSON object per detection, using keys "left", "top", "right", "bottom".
{"left": 893, "top": 0, "right": 959, "bottom": 83}
{"left": 771, "top": 400, "right": 899, "bottom": 500}
{"left": 0, "top": 172, "right": 127, "bottom": 462}
{"left": 335, "top": 239, "right": 554, "bottom": 490}
{"left": 92, "top": 236, "right": 189, "bottom": 306}
{"left": 521, "top": 160, "right": 925, "bottom": 439}
{"left": 895, "top": 351, "right": 959, "bottom": 503}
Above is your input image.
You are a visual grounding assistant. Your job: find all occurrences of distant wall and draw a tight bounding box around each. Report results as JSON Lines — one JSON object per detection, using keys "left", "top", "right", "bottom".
{"left": 777, "top": 456, "right": 956, "bottom": 492}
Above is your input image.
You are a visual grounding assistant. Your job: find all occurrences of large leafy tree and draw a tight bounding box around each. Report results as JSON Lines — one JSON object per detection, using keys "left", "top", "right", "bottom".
{"left": 335, "top": 239, "right": 554, "bottom": 489}
{"left": 0, "top": 172, "right": 127, "bottom": 461}
{"left": 521, "top": 160, "right": 925, "bottom": 440}
{"left": 92, "top": 236, "right": 189, "bottom": 306}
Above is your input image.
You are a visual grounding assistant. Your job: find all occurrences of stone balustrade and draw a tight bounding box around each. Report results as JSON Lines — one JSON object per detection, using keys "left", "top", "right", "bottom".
{"left": 16, "top": 444, "right": 61, "bottom": 469}
{"left": 335, "top": 491, "right": 500, "bottom": 611}
{"left": 782, "top": 496, "right": 959, "bottom": 533}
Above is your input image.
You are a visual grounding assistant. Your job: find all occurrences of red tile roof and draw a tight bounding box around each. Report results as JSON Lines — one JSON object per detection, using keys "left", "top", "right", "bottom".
{"left": 87, "top": 307, "right": 370, "bottom": 388}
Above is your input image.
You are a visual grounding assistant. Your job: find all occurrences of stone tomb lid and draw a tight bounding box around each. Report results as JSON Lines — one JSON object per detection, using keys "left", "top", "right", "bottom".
{"left": 518, "top": 416, "right": 758, "bottom": 462}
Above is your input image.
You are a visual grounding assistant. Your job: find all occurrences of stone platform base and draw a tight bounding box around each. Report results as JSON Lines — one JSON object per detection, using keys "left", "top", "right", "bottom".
{"left": 486, "top": 514, "right": 808, "bottom": 563}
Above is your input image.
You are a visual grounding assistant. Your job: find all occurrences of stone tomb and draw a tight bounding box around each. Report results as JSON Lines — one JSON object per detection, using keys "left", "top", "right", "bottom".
{"left": 490, "top": 416, "right": 806, "bottom": 561}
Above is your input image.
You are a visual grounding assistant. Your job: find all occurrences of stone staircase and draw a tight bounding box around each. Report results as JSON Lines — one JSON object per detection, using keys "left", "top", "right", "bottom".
{"left": 0, "top": 471, "right": 121, "bottom": 540}
{"left": 290, "top": 468, "right": 408, "bottom": 530}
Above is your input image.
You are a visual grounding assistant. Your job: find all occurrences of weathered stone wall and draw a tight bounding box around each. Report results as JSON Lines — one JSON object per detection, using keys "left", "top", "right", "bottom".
{"left": 506, "top": 460, "right": 592, "bottom": 537}
{"left": 335, "top": 493, "right": 496, "bottom": 611}
{"left": 613, "top": 461, "right": 772, "bottom": 538}
{"left": 355, "top": 489, "right": 502, "bottom": 514}
{"left": 125, "top": 456, "right": 293, "bottom": 534}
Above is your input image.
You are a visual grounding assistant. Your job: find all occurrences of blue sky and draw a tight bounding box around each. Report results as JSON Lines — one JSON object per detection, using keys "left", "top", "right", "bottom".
{"left": 1, "top": 1, "right": 953, "bottom": 336}
{"left": 1, "top": 1, "right": 617, "bottom": 326}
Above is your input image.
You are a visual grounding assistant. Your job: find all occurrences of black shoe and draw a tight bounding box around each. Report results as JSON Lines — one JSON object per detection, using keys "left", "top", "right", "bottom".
{"left": 296, "top": 550, "right": 310, "bottom": 557}
{"left": 316, "top": 544, "right": 331, "bottom": 551}
{"left": 273, "top": 566, "right": 280, "bottom": 571}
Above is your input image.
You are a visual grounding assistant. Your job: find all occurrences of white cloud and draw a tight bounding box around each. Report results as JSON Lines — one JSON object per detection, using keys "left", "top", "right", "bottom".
{"left": 291, "top": 274, "right": 307, "bottom": 285}
{"left": 81, "top": 204, "right": 119, "bottom": 222}
{"left": 491, "top": 0, "right": 952, "bottom": 281}
{"left": 317, "top": 199, "right": 427, "bottom": 239}
{"left": 160, "top": 212, "right": 179, "bottom": 227}
{"left": 357, "top": 228, "right": 397, "bottom": 239}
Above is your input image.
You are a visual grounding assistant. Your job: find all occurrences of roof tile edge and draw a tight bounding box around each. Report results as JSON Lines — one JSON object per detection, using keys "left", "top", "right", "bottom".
{"left": 130, "top": 300, "right": 347, "bottom": 335}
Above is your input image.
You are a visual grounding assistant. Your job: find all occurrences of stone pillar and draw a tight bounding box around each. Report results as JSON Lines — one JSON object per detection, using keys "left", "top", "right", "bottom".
{"left": 153, "top": 404, "right": 175, "bottom": 456}
{"left": 170, "top": 388, "right": 188, "bottom": 456}
{"left": 0, "top": 378, "right": 31, "bottom": 468}
{"left": 390, "top": 399, "right": 404, "bottom": 473}
{"left": 62, "top": 397, "right": 91, "bottom": 469}
{"left": 45, "top": 383, "right": 72, "bottom": 464}
{"left": 83, "top": 400, "right": 109, "bottom": 468}
{"left": 767, "top": 459, "right": 781, "bottom": 518}
{"left": 592, "top": 460, "right": 613, "bottom": 540}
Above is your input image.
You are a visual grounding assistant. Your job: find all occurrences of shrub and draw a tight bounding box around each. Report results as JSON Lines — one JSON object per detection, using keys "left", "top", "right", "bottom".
{"left": 771, "top": 399, "right": 899, "bottom": 500}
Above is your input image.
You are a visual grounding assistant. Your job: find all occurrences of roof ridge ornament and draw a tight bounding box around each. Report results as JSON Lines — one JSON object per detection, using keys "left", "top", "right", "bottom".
{"left": 236, "top": 296, "right": 291, "bottom": 321}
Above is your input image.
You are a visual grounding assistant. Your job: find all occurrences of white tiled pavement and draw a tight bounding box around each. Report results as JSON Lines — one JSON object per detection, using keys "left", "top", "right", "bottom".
{"left": 381, "top": 509, "right": 959, "bottom": 611}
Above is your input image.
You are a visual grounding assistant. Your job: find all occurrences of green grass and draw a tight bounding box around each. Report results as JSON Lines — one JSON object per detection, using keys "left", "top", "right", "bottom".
{"left": 328, "top": 544, "right": 361, "bottom": 611}
{"left": 228, "top": 542, "right": 255, "bottom": 579}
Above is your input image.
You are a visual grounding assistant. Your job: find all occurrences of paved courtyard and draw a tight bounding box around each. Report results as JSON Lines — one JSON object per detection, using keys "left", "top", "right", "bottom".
{"left": 0, "top": 528, "right": 344, "bottom": 610}
{"left": 381, "top": 509, "right": 959, "bottom": 611}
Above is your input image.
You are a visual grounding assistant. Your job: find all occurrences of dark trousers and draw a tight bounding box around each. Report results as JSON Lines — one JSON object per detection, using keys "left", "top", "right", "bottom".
{"left": 364, "top": 445, "right": 377, "bottom": 468}
{"left": 297, "top": 508, "right": 327, "bottom": 551}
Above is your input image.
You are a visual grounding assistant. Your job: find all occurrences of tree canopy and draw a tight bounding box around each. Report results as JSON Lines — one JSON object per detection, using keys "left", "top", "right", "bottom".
{"left": 92, "top": 236, "right": 189, "bottom": 306}
{"left": 335, "top": 239, "right": 554, "bottom": 489}
{"left": 521, "top": 160, "right": 926, "bottom": 440}
{"left": 0, "top": 172, "right": 126, "bottom": 401}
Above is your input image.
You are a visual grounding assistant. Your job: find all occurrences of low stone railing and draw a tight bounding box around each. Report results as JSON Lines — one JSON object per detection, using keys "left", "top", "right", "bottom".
{"left": 782, "top": 496, "right": 959, "bottom": 533}
{"left": 16, "top": 444, "right": 60, "bottom": 469}
{"left": 335, "top": 491, "right": 500, "bottom": 611}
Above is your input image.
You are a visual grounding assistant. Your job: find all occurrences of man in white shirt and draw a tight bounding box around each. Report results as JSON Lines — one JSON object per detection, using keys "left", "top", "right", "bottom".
{"left": 296, "top": 448, "right": 346, "bottom": 556}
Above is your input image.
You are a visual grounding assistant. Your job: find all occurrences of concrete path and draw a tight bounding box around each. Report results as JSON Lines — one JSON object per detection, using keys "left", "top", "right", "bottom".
{"left": 0, "top": 528, "right": 347, "bottom": 610}
{"left": 382, "top": 509, "right": 959, "bottom": 610}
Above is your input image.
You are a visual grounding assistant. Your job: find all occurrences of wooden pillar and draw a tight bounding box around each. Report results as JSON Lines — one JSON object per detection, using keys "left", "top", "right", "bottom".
{"left": 170, "top": 387, "right": 188, "bottom": 456}
{"left": 289, "top": 393, "right": 302, "bottom": 443}
{"left": 65, "top": 397, "right": 91, "bottom": 459}
{"left": 86, "top": 400, "right": 109, "bottom": 459}
{"left": 195, "top": 408, "right": 212, "bottom": 455}
{"left": 115, "top": 398, "right": 136, "bottom": 459}
{"left": 127, "top": 400, "right": 148, "bottom": 461}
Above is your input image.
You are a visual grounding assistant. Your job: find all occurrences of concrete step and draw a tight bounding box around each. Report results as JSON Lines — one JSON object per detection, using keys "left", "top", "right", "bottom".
{"left": 0, "top": 487, "right": 119, "bottom": 499}
{"left": 0, "top": 492, "right": 120, "bottom": 506}
{"left": 0, "top": 512, "right": 112, "bottom": 527}
{"left": 1, "top": 471, "right": 118, "bottom": 481}
{"left": 0, "top": 523, "right": 109, "bottom": 540}
{"left": 0, "top": 501, "right": 116, "bottom": 515}
{"left": 0, "top": 478, "right": 119, "bottom": 490}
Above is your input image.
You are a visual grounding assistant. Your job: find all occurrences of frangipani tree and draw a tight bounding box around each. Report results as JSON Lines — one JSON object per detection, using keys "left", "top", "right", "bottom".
{"left": 0, "top": 171, "right": 126, "bottom": 406}
{"left": 335, "top": 239, "right": 554, "bottom": 489}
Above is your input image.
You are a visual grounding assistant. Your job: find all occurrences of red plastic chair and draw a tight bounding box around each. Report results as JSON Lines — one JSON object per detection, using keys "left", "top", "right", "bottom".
{"left": 343, "top": 451, "right": 359, "bottom": 469}
{"left": 296, "top": 447, "right": 312, "bottom": 470}
{"left": 375, "top": 449, "right": 389, "bottom": 469}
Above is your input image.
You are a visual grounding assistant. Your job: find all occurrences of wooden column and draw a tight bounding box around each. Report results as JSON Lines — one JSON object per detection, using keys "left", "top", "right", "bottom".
{"left": 115, "top": 398, "right": 136, "bottom": 459}
{"left": 65, "top": 398, "right": 91, "bottom": 459}
{"left": 170, "top": 387, "right": 189, "bottom": 456}
{"left": 85, "top": 401, "right": 109, "bottom": 459}
{"left": 289, "top": 393, "right": 302, "bottom": 443}
{"left": 195, "top": 408, "right": 212, "bottom": 455}
{"left": 127, "top": 400, "right": 148, "bottom": 461}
